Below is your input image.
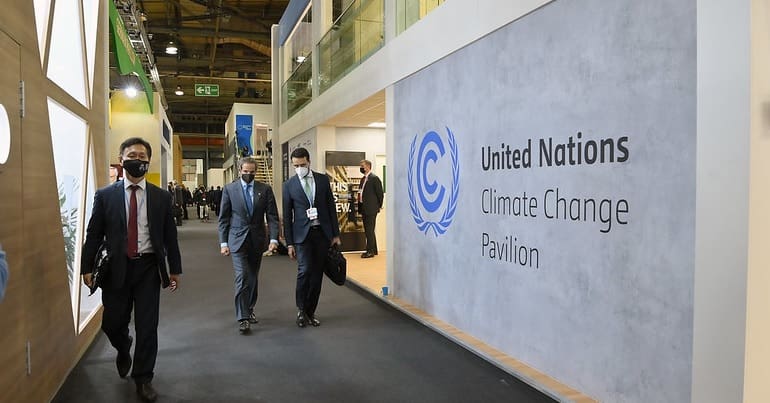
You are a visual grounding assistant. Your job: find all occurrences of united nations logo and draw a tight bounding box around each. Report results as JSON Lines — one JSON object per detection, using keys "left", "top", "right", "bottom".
{"left": 407, "top": 127, "right": 460, "bottom": 236}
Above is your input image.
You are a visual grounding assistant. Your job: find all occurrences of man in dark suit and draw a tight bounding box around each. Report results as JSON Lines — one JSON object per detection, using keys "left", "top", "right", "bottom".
{"left": 358, "top": 159, "right": 384, "bottom": 258}
{"left": 212, "top": 185, "right": 223, "bottom": 217}
{"left": 283, "top": 147, "right": 341, "bottom": 328}
{"left": 81, "top": 137, "right": 182, "bottom": 403}
{"left": 218, "top": 157, "right": 280, "bottom": 333}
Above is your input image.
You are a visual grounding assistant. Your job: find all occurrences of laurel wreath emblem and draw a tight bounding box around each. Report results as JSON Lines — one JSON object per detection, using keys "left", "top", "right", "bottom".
{"left": 407, "top": 127, "right": 460, "bottom": 236}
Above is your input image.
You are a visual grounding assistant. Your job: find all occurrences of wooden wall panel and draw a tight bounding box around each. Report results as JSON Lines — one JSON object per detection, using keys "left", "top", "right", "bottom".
{"left": 0, "top": 1, "right": 108, "bottom": 402}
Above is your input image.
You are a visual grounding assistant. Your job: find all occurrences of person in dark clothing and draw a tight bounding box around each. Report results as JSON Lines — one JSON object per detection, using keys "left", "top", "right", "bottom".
{"left": 194, "top": 186, "right": 207, "bottom": 219}
{"left": 283, "top": 147, "right": 341, "bottom": 328}
{"left": 358, "top": 159, "right": 384, "bottom": 258}
{"left": 81, "top": 137, "right": 182, "bottom": 402}
{"left": 213, "top": 186, "right": 223, "bottom": 217}
{"left": 182, "top": 185, "right": 191, "bottom": 220}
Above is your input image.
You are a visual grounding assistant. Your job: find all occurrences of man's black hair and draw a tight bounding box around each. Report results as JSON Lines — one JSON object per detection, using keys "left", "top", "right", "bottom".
{"left": 290, "top": 147, "right": 310, "bottom": 160}
{"left": 119, "top": 137, "right": 152, "bottom": 159}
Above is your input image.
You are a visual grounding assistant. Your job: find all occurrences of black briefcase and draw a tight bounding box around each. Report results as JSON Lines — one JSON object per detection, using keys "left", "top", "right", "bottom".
{"left": 89, "top": 241, "right": 111, "bottom": 295}
{"left": 324, "top": 245, "right": 346, "bottom": 286}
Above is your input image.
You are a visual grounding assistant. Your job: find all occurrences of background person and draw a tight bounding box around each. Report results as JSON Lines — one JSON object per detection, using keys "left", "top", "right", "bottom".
{"left": 218, "top": 157, "right": 280, "bottom": 333}
{"left": 282, "top": 147, "right": 340, "bottom": 328}
{"left": 80, "top": 137, "right": 182, "bottom": 402}
{"left": 358, "top": 159, "right": 383, "bottom": 258}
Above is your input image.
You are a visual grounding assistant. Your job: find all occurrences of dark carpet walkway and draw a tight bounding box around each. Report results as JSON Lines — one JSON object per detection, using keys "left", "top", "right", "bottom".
{"left": 53, "top": 220, "right": 555, "bottom": 403}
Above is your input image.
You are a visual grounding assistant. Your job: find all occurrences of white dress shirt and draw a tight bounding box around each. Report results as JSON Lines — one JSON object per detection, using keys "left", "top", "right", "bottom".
{"left": 124, "top": 179, "right": 153, "bottom": 254}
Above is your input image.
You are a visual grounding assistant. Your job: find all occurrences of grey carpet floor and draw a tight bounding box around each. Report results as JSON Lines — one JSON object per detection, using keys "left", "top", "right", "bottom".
{"left": 53, "top": 219, "right": 556, "bottom": 403}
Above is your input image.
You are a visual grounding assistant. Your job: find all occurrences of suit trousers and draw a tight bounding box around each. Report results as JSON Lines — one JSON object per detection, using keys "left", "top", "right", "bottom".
{"left": 231, "top": 236, "right": 263, "bottom": 321}
{"left": 362, "top": 212, "right": 378, "bottom": 254}
{"left": 101, "top": 255, "right": 160, "bottom": 384}
{"left": 295, "top": 227, "right": 328, "bottom": 316}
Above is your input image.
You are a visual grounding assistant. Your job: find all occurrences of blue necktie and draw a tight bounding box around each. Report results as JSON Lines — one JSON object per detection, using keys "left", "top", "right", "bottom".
{"left": 244, "top": 184, "right": 253, "bottom": 213}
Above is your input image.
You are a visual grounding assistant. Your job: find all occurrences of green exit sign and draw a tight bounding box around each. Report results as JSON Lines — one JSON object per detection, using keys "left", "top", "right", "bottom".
{"left": 194, "top": 84, "right": 219, "bottom": 97}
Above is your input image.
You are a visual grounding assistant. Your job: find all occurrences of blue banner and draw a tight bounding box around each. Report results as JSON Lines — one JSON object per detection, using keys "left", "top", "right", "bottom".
{"left": 235, "top": 115, "right": 253, "bottom": 157}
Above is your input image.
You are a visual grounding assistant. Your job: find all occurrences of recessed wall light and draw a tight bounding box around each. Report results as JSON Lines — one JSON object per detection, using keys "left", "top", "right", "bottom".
{"left": 367, "top": 122, "right": 386, "bottom": 128}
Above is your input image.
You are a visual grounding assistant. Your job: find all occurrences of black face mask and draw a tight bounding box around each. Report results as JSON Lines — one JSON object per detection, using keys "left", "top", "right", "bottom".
{"left": 123, "top": 159, "right": 149, "bottom": 178}
{"left": 241, "top": 173, "right": 255, "bottom": 183}
{"left": 359, "top": 167, "right": 366, "bottom": 174}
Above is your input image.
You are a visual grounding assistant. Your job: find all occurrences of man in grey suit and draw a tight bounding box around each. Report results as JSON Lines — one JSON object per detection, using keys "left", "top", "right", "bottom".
{"left": 283, "top": 147, "right": 341, "bottom": 328}
{"left": 218, "top": 157, "right": 280, "bottom": 333}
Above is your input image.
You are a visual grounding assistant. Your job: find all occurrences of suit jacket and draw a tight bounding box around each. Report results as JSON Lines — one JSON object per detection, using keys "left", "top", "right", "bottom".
{"left": 218, "top": 180, "right": 279, "bottom": 253}
{"left": 359, "top": 172, "right": 384, "bottom": 215}
{"left": 80, "top": 180, "right": 183, "bottom": 289}
{"left": 283, "top": 172, "right": 340, "bottom": 245}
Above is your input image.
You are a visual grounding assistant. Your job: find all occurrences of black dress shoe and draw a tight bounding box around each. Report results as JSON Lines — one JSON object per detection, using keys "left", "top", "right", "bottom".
{"left": 307, "top": 314, "right": 321, "bottom": 327}
{"left": 361, "top": 252, "right": 374, "bottom": 258}
{"left": 116, "top": 336, "right": 133, "bottom": 378}
{"left": 239, "top": 319, "right": 250, "bottom": 333}
{"left": 136, "top": 382, "right": 158, "bottom": 402}
{"left": 296, "top": 310, "right": 307, "bottom": 328}
{"left": 248, "top": 312, "right": 259, "bottom": 324}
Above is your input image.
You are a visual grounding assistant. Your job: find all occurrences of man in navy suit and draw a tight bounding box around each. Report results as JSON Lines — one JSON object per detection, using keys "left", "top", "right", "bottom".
{"left": 283, "top": 147, "right": 340, "bottom": 328}
{"left": 218, "top": 157, "right": 280, "bottom": 334}
{"left": 81, "top": 137, "right": 182, "bottom": 402}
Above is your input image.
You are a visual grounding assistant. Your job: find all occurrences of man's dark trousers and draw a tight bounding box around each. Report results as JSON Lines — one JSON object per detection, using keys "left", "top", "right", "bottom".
{"left": 101, "top": 255, "right": 160, "bottom": 383}
{"left": 295, "top": 227, "right": 327, "bottom": 316}
{"left": 362, "top": 213, "right": 377, "bottom": 254}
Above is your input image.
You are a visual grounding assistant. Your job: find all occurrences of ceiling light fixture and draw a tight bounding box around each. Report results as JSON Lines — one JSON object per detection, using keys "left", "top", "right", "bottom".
{"left": 165, "top": 41, "right": 178, "bottom": 55}
{"left": 296, "top": 56, "right": 306, "bottom": 63}
{"left": 367, "top": 122, "right": 386, "bottom": 128}
{"left": 125, "top": 87, "right": 138, "bottom": 98}
{"left": 174, "top": 85, "right": 184, "bottom": 96}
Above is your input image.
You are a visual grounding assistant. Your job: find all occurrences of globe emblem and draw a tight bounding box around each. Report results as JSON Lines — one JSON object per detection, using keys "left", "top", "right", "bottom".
{"left": 407, "top": 127, "right": 460, "bottom": 236}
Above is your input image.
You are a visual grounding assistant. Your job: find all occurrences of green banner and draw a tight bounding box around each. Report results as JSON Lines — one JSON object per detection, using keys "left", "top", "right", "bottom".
{"left": 109, "top": 1, "right": 153, "bottom": 112}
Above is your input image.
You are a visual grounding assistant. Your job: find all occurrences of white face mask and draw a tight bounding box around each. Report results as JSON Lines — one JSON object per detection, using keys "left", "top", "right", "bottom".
{"left": 295, "top": 166, "right": 309, "bottom": 178}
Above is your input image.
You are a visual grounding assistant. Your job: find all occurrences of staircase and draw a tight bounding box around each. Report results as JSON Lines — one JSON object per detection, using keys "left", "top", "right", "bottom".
{"left": 255, "top": 155, "right": 273, "bottom": 186}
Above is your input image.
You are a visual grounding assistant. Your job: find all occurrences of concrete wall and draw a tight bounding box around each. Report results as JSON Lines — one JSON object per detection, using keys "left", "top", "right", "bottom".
{"left": 335, "top": 127, "right": 385, "bottom": 165}
{"left": 393, "top": 1, "right": 695, "bottom": 401}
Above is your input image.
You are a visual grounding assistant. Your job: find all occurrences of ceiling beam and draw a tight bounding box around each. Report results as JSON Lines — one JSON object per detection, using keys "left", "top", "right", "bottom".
{"left": 167, "top": 74, "right": 271, "bottom": 83}
{"left": 147, "top": 25, "right": 270, "bottom": 41}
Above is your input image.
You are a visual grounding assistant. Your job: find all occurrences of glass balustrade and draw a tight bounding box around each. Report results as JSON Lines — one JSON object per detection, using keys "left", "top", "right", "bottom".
{"left": 396, "top": 0, "right": 445, "bottom": 35}
{"left": 317, "top": 0, "right": 384, "bottom": 94}
{"left": 282, "top": 52, "right": 313, "bottom": 120}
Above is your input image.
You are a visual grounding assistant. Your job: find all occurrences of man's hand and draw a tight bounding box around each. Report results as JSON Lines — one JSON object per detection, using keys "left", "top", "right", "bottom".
{"left": 331, "top": 237, "right": 342, "bottom": 247}
{"left": 169, "top": 274, "right": 181, "bottom": 292}
{"left": 288, "top": 245, "right": 296, "bottom": 260}
{"left": 268, "top": 242, "right": 278, "bottom": 253}
{"left": 221, "top": 246, "right": 230, "bottom": 256}
{"left": 82, "top": 273, "right": 93, "bottom": 288}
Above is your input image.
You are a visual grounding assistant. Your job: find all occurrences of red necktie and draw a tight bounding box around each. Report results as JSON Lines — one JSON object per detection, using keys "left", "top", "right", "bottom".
{"left": 127, "top": 185, "right": 138, "bottom": 257}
